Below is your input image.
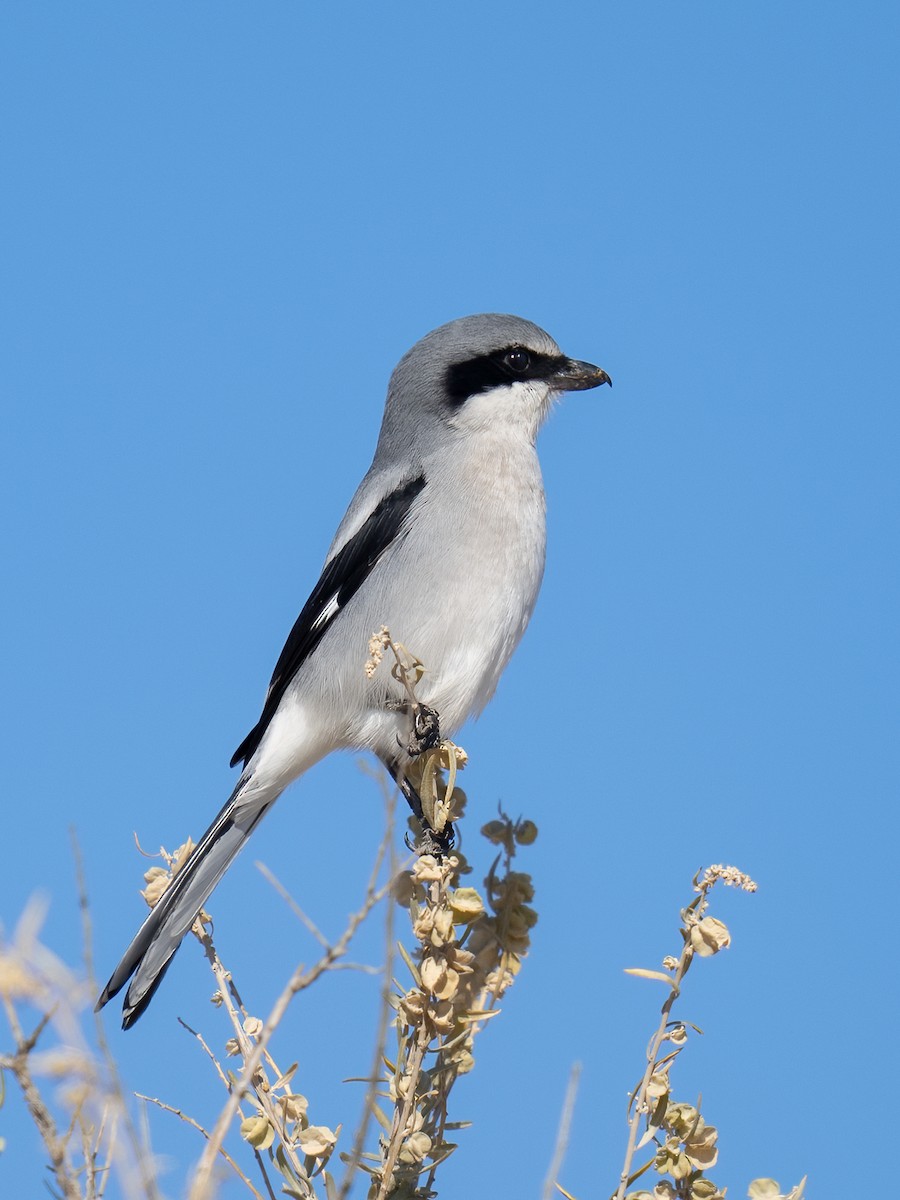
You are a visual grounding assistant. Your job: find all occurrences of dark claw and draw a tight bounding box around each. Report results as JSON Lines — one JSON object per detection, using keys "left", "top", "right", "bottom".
{"left": 405, "top": 820, "right": 455, "bottom": 861}
{"left": 407, "top": 705, "right": 441, "bottom": 757}
{"left": 382, "top": 754, "right": 455, "bottom": 862}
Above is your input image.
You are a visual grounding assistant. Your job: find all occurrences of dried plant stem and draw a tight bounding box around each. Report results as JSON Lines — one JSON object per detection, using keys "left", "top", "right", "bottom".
{"left": 189, "top": 845, "right": 392, "bottom": 1200}
{"left": 337, "top": 835, "right": 398, "bottom": 1200}
{"left": 542, "top": 1062, "right": 582, "bottom": 1200}
{"left": 363, "top": 801, "right": 538, "bottom": 1199}
{"left": 178, "top": 1017, "right": 234, "bottom": 1091}
{"left": 255, "top": 862, "right": 331, "bottom": 951}
{"left": 614, "top": 966, "right": 686, "bottom": 1200}
{"left": 1, "top": 1000, "right": 81, "bottom": 1200}
{"left": 376, "top": 1028, "right": 430, "bottom": 1200}
{"left": 73, "top": 829, "right": 164, "bottom": 1200}
{"left": 200, "top": 931, "right": 311, "bottom": 1187}
{"left": 614, "top": 867, "right": 757, "bottom": 1200}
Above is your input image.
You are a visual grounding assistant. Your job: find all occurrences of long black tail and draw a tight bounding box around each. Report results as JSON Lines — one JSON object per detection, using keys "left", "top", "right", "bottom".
{"left": 96, "top": 782, "right": 274, "bottom": 1029}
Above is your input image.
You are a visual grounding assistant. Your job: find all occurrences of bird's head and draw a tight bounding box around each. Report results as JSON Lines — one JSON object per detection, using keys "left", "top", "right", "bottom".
{"left": 379, "top": 313, "right": 611, "bottom": 453}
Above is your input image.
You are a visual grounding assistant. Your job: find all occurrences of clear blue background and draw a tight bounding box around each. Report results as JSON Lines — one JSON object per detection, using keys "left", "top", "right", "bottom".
{"left": 2, "top": 3, "right": 897, "bottom": 1197}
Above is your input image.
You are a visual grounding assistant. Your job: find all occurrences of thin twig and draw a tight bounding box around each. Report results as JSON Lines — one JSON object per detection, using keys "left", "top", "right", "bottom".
{"left": 253, "top": 1150, "right": 280, "bottom": 1200}
{"left": 375, "top": 864, "right": 441, "bottom": 1200}
{"left": 615, "top": 952, "right": 688, "bottom": 1198}
{"left": 376, "top": 1031, "right": 430, "bottom": 1200}
{"left": 614, "top": 877, "right": 723, "bottom": 1200}
{"left": 136, "top": 1094, "right": 266, "bottom": 1200}
{"left": 542, "top": 1063, "right": 582, "bottom": 1200}
{"left": 73, "top": 829, "right": 164, "bottom": 1200}
{"left": 92, "top": 1103, "right": 117, "bottom": 1200}
{"left": 197, "top": 929, "right": 310, "bottom": 1186}
{"left": 1, "top": 1001, "right": 81, "bottom": 1200}
{"left": 178, "top": 1017, "right": 234, "bottom": 1091}
{"left": 255, "top": 862, "right": 331, "bottom": 951}
{"left": 189, "top": 832, "right": 393, "bottom": 1200}
{"left": 337, "top": 794, "right": 398, "bottom": 1200}
{"left": 201, "top": 943, "right": 286, "bottom": 1086}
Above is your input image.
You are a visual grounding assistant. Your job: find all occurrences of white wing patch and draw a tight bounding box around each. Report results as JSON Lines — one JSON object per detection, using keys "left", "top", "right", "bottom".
{"left": 310, "top": 593, "right": 341, "bottom": 632}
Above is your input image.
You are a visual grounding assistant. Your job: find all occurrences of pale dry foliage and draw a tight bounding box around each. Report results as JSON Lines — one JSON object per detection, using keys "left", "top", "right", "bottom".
{"left": 1, "top": 638, "right": 806, "bottom": 1199}
{"left": 596, "top": 866, "right": 806, "bottom": 1200}
{"left": 0, "top": 859, "right": 163, "bottom": 1200}
{"left": 0, "top": 778, "right": 538, "bottom": 1199}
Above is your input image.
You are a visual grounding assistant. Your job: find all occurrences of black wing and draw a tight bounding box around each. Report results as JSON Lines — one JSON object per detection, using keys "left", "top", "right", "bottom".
{"left": 230, "top": 473, "right": 427, "bottom": 768}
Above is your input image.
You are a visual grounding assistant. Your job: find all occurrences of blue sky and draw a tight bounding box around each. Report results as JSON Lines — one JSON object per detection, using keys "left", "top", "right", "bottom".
{"left": 2, "top": 3, "right": 898, "bottom": 1197}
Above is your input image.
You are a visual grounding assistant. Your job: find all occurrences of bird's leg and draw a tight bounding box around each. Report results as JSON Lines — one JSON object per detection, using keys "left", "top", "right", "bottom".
{"left": 381, "top": 756, "right": 454, "bottom": 860}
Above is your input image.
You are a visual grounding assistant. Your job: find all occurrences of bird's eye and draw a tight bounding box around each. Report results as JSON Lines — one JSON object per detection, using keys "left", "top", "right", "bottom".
{"left": 504, "top": 347, "right": 531, "bottom": 373}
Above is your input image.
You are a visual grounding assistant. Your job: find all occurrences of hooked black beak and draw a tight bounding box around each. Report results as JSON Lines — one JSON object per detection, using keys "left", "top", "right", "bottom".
{"left": 552, "top": 357, "right": 612, "bottom": 392}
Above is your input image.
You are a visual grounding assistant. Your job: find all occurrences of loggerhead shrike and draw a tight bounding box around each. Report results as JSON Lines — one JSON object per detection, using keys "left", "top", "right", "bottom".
{"left": 97, "top": 313, "right": 610, "bottom": 1028}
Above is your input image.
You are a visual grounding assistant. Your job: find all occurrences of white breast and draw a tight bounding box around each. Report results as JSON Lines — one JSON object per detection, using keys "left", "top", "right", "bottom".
{"left": 390, "top": 423, "right": 547, "bottom": 732}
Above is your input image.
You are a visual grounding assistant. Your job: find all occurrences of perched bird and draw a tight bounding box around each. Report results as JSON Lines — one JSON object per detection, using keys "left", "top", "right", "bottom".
{"left": 97, "top": 313, "right": 610, "bottom": 1028}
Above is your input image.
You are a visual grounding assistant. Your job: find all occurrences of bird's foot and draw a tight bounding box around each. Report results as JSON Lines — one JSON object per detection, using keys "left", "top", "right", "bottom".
{"left": 406, "top": 819, "right": 455, "bottom": 861}
{"left": 407, "top": 704, "right": 440, "bottom": 757}
{"left": 382, "top": 750, "right": 454, "bottom": 860}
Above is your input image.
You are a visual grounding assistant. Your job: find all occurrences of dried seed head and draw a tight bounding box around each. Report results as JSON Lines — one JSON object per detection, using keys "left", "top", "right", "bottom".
{"left": 297, "top": 1124, "right": 337, "bottom": 1157}
{"left": 398, "top": 1131, "right": 432, "bottom": 1164}
{"left": 701, "top": 864, "right": 758, "bottom": 893}
{"left": 240, "top": 1115, "right": 274, "bottom": 1150}
{"left": 278, "top": 1092, "right": 309, "bottom": 1121}
{"left": 514, "top": 820, "right": 538, "bottom": 845}
{"left": 449, "top": 886, "right": 485, "bottom": 922}
{"left": 690, "top": 917, "right": 731, "bottom": 957}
